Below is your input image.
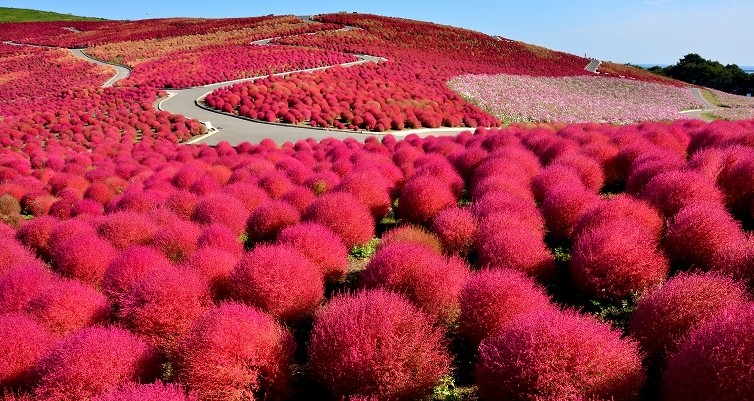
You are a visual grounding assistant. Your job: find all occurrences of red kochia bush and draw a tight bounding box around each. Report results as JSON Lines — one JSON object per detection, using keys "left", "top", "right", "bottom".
{"left": 101, "top": 245, "right": 174, "bottom": 302}
{"left": 663, "top": 202, "right": 748, "bottom": 272}
{"left": 33, "top": 326, "right": 159, "bottom": 401}
{"left": 0, "top": 313, "right": 51, "bottom": 389}
{"left": 334, "top": 171, "right": 393, "bottom": 219}
{"left": 378, "top": 224, "right": 443, "bottom": 254}
{"left": 181, "top": 248, "right": 239, "bottom": 300}
{"left": 0, "top": 238, "right": 38, "bottom": 275}
{"left": 0, "top": 263, "right": 57, "bottom": 314}
{"left": 50, "top": 233, "right": 118, "bottom": 287}
{"left": 15, "top": 215, "right": 59, "bottom": 258}
{"left": 628, "top": 272, "right": 749, "bottom": 358}
{"left": 25, "top": 279, "right": 110, "bottom": 336}
{"left": 245, "top": 200, "right": 300, "bottom": 243}
{"left": 46, "top": 219, "right": 97, "bottom": 257}
{"left": 398, "top": 176, "right": 457, "bottom": 224}
{"left": 308, "top": 290, "right": 451, "bottom": 401}
{"left": 228, "top": 244, "right": 323, "bottom": 323}
{"left": 476, "top": 227, "right": 555, "bottom": 281}
{"left": 432, "top": 206, "right": 477, "bottom": 255}
{"left": 662, "top": 304, "right": 754, "bottom": 401}
{"left": 150, "top": 220, "right": 201, "bottom": 263}
{"left": 573, "top": 194, "right": 664, "bottom": 243}
{"left": 93, "top": 381, "right": 197, "bottom": 401}
{"left": 173, "top": 303, "right": 295, "bottom": 401}
{"left": 641, "top": 170, "right": 725, "bottom": 218}
{"left": 541, "top": 184, "right": 599, "bottom": 240}
{"left": 119, "top": 266, "right": 210, "bottom": 350}
{"left": 458, "top": 268, "right": 555, "bottom": 346}
{"left": 571, "top": 220, "right": 669, "bottom": 300}
{"left": 275, "top": 222, "right": 349, "bottom": 283}
{"left": 475, "top": 309, "right": 646, "bottom": 401}
{"left": 302, "top": 192, "right": 375, "bottom": 248}
{"left": 196, "top": 223, "right": 244, "bottom": 257}
{"left": 192, "top": 193, "right": 250, "bottom": 235}
{"left": 97, "top": 211, "right": 157, "bottom": 250}
{"left": 360, "top": 243, "right": 471, "bottom": 324}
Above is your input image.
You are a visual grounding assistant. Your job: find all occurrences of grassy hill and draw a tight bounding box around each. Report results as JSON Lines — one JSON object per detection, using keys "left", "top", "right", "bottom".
{"left": 0, "top": 7, "right": 105, "bottom": 22}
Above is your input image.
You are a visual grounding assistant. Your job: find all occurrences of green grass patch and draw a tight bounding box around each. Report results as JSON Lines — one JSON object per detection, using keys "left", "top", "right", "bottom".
{"left": 699, "top": 88, "right": 723, "bottom": 107}
{"left": 0, "top": 7, "right": 106, "bottom": 22}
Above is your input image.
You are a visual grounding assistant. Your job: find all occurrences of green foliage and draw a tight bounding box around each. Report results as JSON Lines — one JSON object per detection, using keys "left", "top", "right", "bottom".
{"left": 588, "top": 297, "right": 638, "bottom": 331}
{"left": 349, "top": 237, "right": 380, "bottom": 260}
{"left": 0, "top": 7, "right": 105, "bottom": 22}
{"left": 659, "top": 53, "right": 753, "bottom": 96}
{"left": 430, "top": 375, "right": 463, "bottom": 401}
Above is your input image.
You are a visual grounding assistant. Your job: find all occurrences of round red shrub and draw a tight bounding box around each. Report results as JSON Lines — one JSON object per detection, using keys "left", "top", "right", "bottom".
{"left": 196, "top": 223, "right": 244, "bottom": 257}
{"left": 458, "top": 268, "right": 555, "bottom": 346}
{"left": 473, "top": 191, "right": 544, "bottom": 233}
{"left": 475, "top": 309, "right": 646, "bottom": 401}
{"left": 302, "top": 192, "right": 375, "bottom": 248}
{"left": 531, "top": 163, "right": 584, "bottom": 204}
{"left": 50, "top": 233, "right": 117, "bottom": 287}
{"left": 661, "top": 304, "right": 754, "bottom": 401}
{"left": 641, "top": 170, "right": 725, "bottom": 218}
{"left": 33, "top": 326, "right": 159, "bottom": 401}
{"left": 573, "top": 195, "right": 664, "bottom": 243}
{"left": 570, "top": 220, "right": 669, "bottom": 300}
{"left": 279, "top": 185, "right": 315, "bottom": 213}
{"left": 275, "top": 222, "right": 348, "bottom": 283}
{"left": 245, "top": 200, "right": 300, "bottom": 243}
{"left": 718, "top": 155, "right": 754, "bottom": 214}
{"left": 628, "top": 272, "right": 749, "bottom": 359}
{"left": 93, "top": 381, "right": 197, "bottom": 401}
{"left": 98, "top": 211, "right": 157, "bottom": 250}
{"left": 101, "top": 245, "right": 173, "bottom": 302}
{"left": 0, "top": 313, "right": 51, "bottom": 388}
{"left": 360, "top": 243, "right": 471, "bottom": 324}
{"left": 192, "top": 193, "right": 250, "bottom": 235}
{"left": 0, "top": 262, "right": 57, "bottom": 314}
{"left": 663, "top": 202, "right": 748, "bottom": 272}
{"left": 150, "top": 220, "right": 201, "bottom": 263}
{"left": 25, "top": 279, "right": 110, "bottom": 336}
{"left": 181, "top": 247, "right": 238, "bottom": 300}
{"left": 378, "top": 224, "right": 443, "bottom": 254}
{"left": 541, "top": 184, "right": 600, "bottom": 240}
{"left": 0, "top": 238, "right": 38, "bottom": 276}
{"left": 431, "top": 206, "right": 477, "bottom": 255}
{"left": 551, "top": 153, "right": 605, "bottom": 192}
{"left": 46, "top": 219, "right": 97, "bottom": 257}
{"left": 163, "top": 190, "right": 198, "bottom": 221}
{"left": 228, "top": 244, "right": 323, "bottom": 323}
{"left": 476, "top": 227, "right": 555, "bottom": 281}
{"left": 308, "top": 290, "right": 451, "bottom": 401}
{"left": 398, "top": 176, "right": 457, "bottom": 224}
{"left": 120, "top": 265, "right": 210, "bottom": 350}
{"left": 173, "top": 303, "right": 295, "bottom": 401}
{"left": 334, "top": 171, "right": 392, "bottom": 219}
{"left": 15, "top": 215, "right": 59, "bottom": 259}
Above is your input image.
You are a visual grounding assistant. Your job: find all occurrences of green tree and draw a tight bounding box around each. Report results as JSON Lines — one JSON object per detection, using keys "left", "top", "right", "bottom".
{"left": 663, "top": 53, "right": 752, "bottom": 95}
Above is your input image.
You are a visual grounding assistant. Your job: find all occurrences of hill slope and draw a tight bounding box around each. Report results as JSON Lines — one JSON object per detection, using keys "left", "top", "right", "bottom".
{"left": 0, "top": 7, "right": 105, "bottom": 22}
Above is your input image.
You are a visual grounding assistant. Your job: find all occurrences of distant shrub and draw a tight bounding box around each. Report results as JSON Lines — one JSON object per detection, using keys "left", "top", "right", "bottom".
{"left": 163, "top": 190, "right": 198, "bottom": 220}
{"left": 334, "top": 171, "right": 393, "bottom": 219}
{"left": 662, "top": 304, "right": 754, "bottom": 401}
{"left": 629, "top": 272, "right": 749, "bottom": 359}
{"left": 275, "top": 222, "right": 348, "bottom": 283}
{"left": 33, "top": 326, "right": 159, "bottom": 401}
{"left": 98, "top": 211, "right": 157, "bottom": 250}
{"left": 192, "top": 193, "right": 250, "bottom": 235}
{"left": 663, "top": 202, "right": 748, "bottom": 272}
{"left": 360, "top": 243, "right": 471, "bottom": 324}
{"left": 93, "top": 381, "right": 197, "bottom": 401}
{"left": 458, "top": 268, "right": 554, "bottom": 346}
{"left": 0, "top": 313, "right": 51, "bottom": 389}
{"left": 551, "top": 153, "right": 605, "bottom": 192}
{"left": 531, "top": 163, "right": 584, "bottom": 203}
{"left": 25, "top": 279, "right": 110, "bottom": 336}
{"left": 475, "top": 309, "right": 645, "bottom": 401}
{"left": 570, "top": 220, "right": 669, "bottom": 300}
{"left": 245, "top": 200, "right": 300, "bottom": 243}
{"left": 196, "top": 223, "right": 244, "bottom": 257}
{"left": 398, "top": 176, "right": 456, "bottom": 225}
{"left": 476, "top": 227, "right": 554, "bottom": 281}
{"left": 641, "top": 170, "right": 725, "bottom": 218}
{"left": 431, "top": 206, "right": 477, "bottom": 255}
{"left": 473, "top": 191, "right": 544, "bottom": 234}
{"left": 181, "top": 247, "right": 238, "bottom": 300}
{"left": 101, "top": 245, "right": 173, "bottom": 302}
{"left": 378, "top": 224, "right": 443, "bottom": 254}
{"left": 573, "top": 195, "right": 664, "bottom": 242}
{"left": 259, "top": 170, "right": 294, "bottom": 199}
{"left": 150, "top": 220, "right": 201, "bottom": 263}
{"left": 308, "top": 290, "right": 451, "bottom": 400}
{"left": 0, "top": 263, "right": 56, "bottom": 314}
{"left": 228, "top": 244, "right": 323, "bottom": 322}
{"left": 302, "top": 192, "right": 375, "bottom": 248}
{"left": 50, "top": 233, "right": 118, "bottom": 287}
{"left": 173, "top": 303, "right": 295, "bottom": 401}
{"left": 46, "top": 219, "right": 97, "bottom": 257}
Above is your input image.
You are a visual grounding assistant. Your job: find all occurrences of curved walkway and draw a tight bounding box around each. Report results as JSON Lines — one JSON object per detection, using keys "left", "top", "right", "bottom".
{"left": 680, "top": 87, "right": 719, "bottom": 121}
{"left": 69, "top": 49, "right": 131, "bottom": 88}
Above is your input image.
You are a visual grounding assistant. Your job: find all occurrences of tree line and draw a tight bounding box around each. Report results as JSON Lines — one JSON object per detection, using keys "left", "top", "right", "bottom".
{"left": 645, "top": 53, "right": 753, "bottom": 96}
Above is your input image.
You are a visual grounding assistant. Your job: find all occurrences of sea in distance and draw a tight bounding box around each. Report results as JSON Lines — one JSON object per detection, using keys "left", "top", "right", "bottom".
{"left": 636, "top": 64, "right": 754, "bottom": 74}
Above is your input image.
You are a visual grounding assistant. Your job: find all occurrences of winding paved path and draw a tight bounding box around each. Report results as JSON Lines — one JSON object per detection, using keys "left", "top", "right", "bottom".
{"left": 69, "top": 49, "right": 131, "bottom": 88}
{"left": 680, "top": 87, "right": 719, "bottom": 121}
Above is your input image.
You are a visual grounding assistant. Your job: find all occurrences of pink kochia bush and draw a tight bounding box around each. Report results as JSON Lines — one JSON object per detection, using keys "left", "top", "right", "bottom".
{"left": 662, "top": 304, "right": 754, "bottom": 401}
{"left": 573, "top": 194, "right": 664, "bottom": 242}
{"left": 275, "top": 222, "right": 349, "bottom": 283}
{"left": 457, "top": 268, "right": 555, "bottom": 346}
{"left": 475, "top": 309, "right": 646, "bottom": 401}
{"left": 93, "top": 381, "right": 196, "bottom": 401}
{"left": 640, "top": 170, "right": 725, "bottom": 218}
{"left": 302, "top": 191, "right": 374, "bottom": 248}
{"left": 181, "top": 248, "right": 239, "bottom": 300}
{"left": 50, "top": 233, "right": 118, "bottom": 287}
{"left": 245, "top": 200, "right": 300, "bottom": 243}
{"left": 628, "top": 272, "right": 749, "bottom": 359}
{"left": 119, "top": 266, "right": 210, "bottom": 350}
{"left": 570, "top": 220, "right": 669, "bottom": 300}
{"left": 101, "top": 245, "right": 174, "bottom": 301}
{"left": 0, "top": 237, "right": 38, "bottom": 275}
{"left": 476, "top": 225, "right": 555, "bottom": 281}
{"left": 398, "top": 176, "right": 457, "bottom": 224}
{"left": 0, "top": 313, "right": 51, "bottom": 389}
{"left": 228, "top": 244, "right": 323, "bottom": 323}
{"left": 378, "top": 224, "right": 443, "bottom": 254}
{"left": 25, "top": 279, "right": 110, "bottom": 336}
{"left": 359, "top": 243, "right": 471, "bottom": 324}
{"left": 97, "top": 211, "right": 157, "bottom": 250}
{"left": 33, "top": 326, "right": 160, "bottom": 401}
{"left": 173, "top": 303, "right": 295, "bottom": 401}
{"left": 0, "top": 263, "right": 57, "bottom": 314}
{"left": 308, "top": 290, "right": 451, "bottom": 401}
{"left": 431, "top": 206, "right": 477, "bottom": 255}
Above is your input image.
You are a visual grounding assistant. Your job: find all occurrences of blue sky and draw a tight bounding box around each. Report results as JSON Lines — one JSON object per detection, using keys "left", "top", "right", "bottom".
{"left": 5, "top": 0, "right": 754, "bottom": 66}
